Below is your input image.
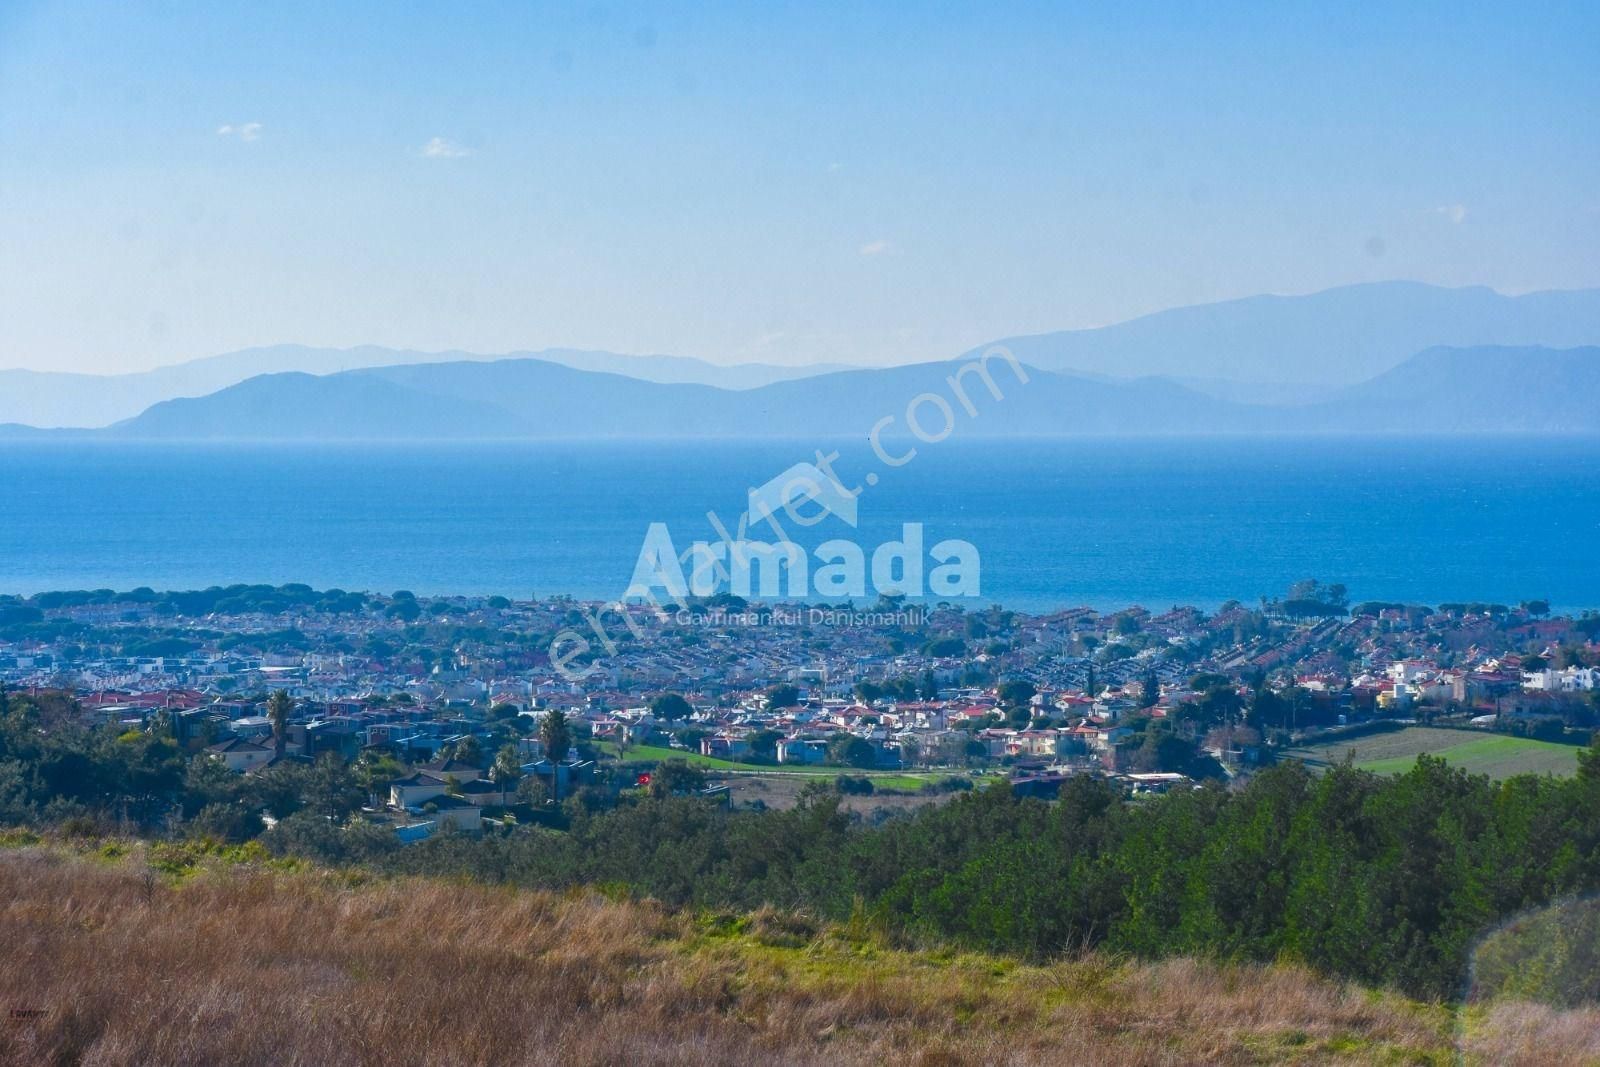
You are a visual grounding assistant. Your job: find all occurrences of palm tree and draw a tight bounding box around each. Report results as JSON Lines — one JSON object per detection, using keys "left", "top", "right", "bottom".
{"left": 267, "top": 689, "right": 292, "bottom": 759}
{"left": 489, "top": 743, "right": 522, "bottom": 805}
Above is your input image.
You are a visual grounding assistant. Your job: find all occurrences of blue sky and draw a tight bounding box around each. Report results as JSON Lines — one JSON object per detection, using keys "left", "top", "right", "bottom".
{"left": 1, "top": 1, "right": 1597, "bottom": 373}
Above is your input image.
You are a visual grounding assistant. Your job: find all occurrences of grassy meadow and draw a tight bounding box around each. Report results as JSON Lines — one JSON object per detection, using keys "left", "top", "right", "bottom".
{"left": 604, "top": 742, "right": 942, "bottom": 788}
{"left": 1286, "top": 726, "right": 1583, "bottom": 780}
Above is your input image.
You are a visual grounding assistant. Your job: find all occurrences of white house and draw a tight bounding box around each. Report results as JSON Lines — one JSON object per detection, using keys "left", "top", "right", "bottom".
{"left": 1524, "top": 667, "right": 1598, "bottom": 692}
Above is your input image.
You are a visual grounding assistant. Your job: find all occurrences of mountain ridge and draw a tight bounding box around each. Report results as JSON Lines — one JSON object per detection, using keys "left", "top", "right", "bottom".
{"left": 8, "top": 281, "right": 1600, "bottom": 428}
{"left": 42, "top": 344, "right": 1593, "bottom": 441}
{"left": 0, "top": 345, "right": 858, "bottom": 429}
{"left": 966, "top": 281, "right": 1600, "bottom": 387}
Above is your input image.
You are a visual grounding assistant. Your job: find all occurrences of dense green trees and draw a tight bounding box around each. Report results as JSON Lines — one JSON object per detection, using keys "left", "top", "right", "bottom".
{"left": 997, "top": 680, "right": 1036, "bottom": 709}
{"left": 649, "top": 693, "right": 694, "bottom": 721}
{"left": 0, "top": 693, "right": 183, "bottom": 825}
{"left": 746, "top": 729, "right": 781, "bottom": 761}
{"left": 646, "top": 759, "right": 706, "bottom": 799}
{"left": 764, "top": 684, "right": 801, "bottom": 710}
{"left": 826, "top": 735, "right": 878, "bottom": 769}
{"left": 855, "top": 677, "right": 922, "bottom": 704}
{"left": 303, "top": 744, "right": 1600, "bottom": 1000}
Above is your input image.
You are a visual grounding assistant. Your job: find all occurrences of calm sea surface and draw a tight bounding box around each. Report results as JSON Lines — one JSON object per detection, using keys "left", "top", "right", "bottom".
{"left": 1, "top": 438, "right": 1596, "bottom": 613}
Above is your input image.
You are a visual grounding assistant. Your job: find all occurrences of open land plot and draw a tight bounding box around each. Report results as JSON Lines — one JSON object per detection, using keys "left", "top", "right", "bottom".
{"left": 1285, "top": 726, "right": 1581, "bottom": 780}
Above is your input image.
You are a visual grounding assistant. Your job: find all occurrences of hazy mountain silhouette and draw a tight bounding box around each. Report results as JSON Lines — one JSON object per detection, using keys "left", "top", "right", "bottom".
{"left": 0, "top": 344, "right": 855, "bottom": 429}
{"left": 74, "top": 344, "right": 1598, "bottom": 440}
{"left": 1285, "top": 345, "right": 1600, "bottom": 433}
{"left": 100, "top": 358, "right": 1241, "bottom": 439}
{"left": 970, "top": 282, "right": 1600, "bottom": 386}
{"left": 6, "top": 281, "right": 1599, "bottom": 431}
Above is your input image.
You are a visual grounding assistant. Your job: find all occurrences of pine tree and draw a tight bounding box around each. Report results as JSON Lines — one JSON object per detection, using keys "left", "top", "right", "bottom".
{"left": 540, "top": 709, "right": 572, "bottom": 803}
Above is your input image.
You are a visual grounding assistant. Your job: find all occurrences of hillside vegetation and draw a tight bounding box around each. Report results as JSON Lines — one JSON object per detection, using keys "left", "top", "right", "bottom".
{"left": 4, "top": 839, "right": 1596, "bottom": 1066}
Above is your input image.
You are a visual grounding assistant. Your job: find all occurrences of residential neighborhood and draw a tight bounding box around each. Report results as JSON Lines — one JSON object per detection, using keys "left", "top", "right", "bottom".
{"left": 2, "top": 583, "right": 1596, "bottom": 839}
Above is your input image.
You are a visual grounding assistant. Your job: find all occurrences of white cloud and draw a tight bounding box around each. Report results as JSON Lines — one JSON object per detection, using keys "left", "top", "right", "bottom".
{"left": 216, "top": 122, "right": 262, "bottom": 142}
{"left": 858, "top": 239, "right": 892, "bottom": 256}
{"left": 422, "top": 137, "right": 471, "bottom": 159}
{"left": 1435, "top": 203, "right": 1468, "bottom": 224}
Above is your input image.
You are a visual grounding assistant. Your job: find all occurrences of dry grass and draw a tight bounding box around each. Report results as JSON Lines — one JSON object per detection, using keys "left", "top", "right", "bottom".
{"left": 0, "top": 839, "right": 1583, "bottom": 1066}
{"left": 1457, "top": 1000, "right": 1600, "bottom": 1065}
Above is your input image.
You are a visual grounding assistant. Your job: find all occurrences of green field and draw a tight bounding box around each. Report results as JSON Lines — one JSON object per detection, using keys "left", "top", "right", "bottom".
{"left": 601, "top": 742, "right": 776, "bottom": 771}
{"left": 600, "top": 742, "right": 937, "bottom": 787}
{"left": 1286, "top": 726, "right": 1582, "bottom": 780}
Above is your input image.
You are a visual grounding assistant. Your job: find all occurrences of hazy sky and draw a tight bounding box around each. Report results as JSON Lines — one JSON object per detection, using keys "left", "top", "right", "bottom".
{"left": 2, "top": 2, "right": 1597, "bottom": 374}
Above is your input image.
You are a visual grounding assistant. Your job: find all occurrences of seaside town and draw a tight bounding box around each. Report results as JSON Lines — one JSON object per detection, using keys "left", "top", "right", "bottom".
{"left": 2, "top": 581, "right": 1597, "bottom": 840}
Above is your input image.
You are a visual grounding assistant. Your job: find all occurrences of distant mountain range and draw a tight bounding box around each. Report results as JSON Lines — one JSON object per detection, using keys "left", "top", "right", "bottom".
{"left": 30, "top": 359, "right": 1220, "bottom": 439}
{"left": 2, "top": 344, "right": 1594, "bottom": 440}
{"left": 0, "top": 345, "right": 856, "bottom": 429}
{"left": 1305, "top": 344, "right": 1600, "bottom": 433}
{"left": 2, "top": 281, "right": 1598, "bottom": 435}
{"left": 968, "top": 281, "right": 1600, "bottom": 387}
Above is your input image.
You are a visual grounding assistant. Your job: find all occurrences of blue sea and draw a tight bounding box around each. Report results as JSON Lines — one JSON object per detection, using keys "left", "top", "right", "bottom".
{"left": 1, "top": 438, "right": 1597, "bottom": 613}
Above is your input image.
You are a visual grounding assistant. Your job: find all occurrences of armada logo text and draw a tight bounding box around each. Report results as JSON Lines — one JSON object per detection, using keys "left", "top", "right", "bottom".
{"left": 625, "top": 457, "right": 980, "bottom": 601}
{"left": 624, "top": 520, "right": 980, "bottom": 601}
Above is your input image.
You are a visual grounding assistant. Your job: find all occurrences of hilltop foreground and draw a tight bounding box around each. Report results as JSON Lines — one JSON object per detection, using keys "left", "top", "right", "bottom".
{"left": 1, "top": 841, "right": 1595, "bottom": 1066}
